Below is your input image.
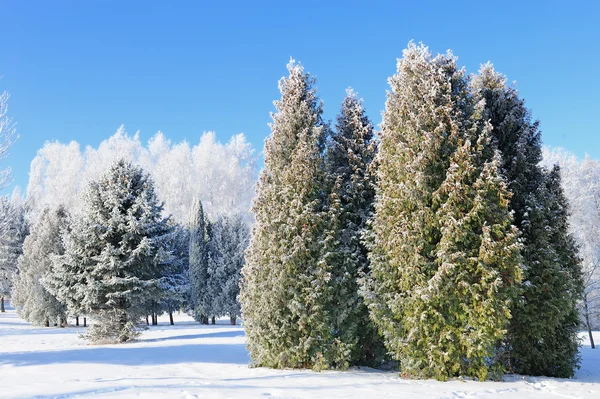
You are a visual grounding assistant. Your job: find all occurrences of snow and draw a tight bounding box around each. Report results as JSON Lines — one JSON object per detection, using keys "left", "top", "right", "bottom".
{"left": 1, "top": 303, "right": 599, "bottom": 398}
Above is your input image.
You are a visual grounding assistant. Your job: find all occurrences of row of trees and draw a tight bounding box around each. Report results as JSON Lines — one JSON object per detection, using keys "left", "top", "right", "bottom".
{"left": 2, "top": 159, "right": 249, "bottom": 342}
{"left": 240, "top": 43, "right": 583, "bottom": 380}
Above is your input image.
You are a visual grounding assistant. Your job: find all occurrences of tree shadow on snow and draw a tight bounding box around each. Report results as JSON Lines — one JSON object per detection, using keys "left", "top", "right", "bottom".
{"left": 0, "top": 342, "right": 250, "bottom": 367}
{"left": 142, "top": 330, "right": 245, "bottom": 343}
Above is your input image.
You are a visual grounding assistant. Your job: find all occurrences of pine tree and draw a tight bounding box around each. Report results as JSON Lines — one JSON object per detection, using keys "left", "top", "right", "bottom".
{"left": 189, "top": 199, "right": 212, "bottom": 324}
{"left": 50, "top": 160, "right": 174, "bottom": 342}
{"left": 471, "top": 65, "right": 584, "bottom": 377}
{"left": 207, "top": 214, "right": 249, "bottom": 325}
{"left": 12, "top": 206, "right": 67, "bottom": 326}
{"left": 0, "top": 197, "right": 27, "bottom": 312}
{"left": 240, "top": 60, "right": 335, "bottom": 369}
{"left": 364, "top": 43, "right": 521, "bottom": 380}
{"left": 322, "top": 89, "right": 383, "bottom": 367}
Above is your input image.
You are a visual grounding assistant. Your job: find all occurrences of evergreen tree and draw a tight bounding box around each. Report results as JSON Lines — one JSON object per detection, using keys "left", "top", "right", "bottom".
{"left": 160, "top": 223, "right": 190, "bottom": 325}
{"left": 364, "top": 43, "right": 521, "bottom": 380}
{"left": 323, "top": 89, "right": 383, "bottom": 367}
{"left": 241, "top": 60, "right": 335, "bottom": 369}
{"left": 50, "top": 160, "right": 174, "bottom": 342}
{"left": 0, "top": 197, "right": 26, "bottom": 312}
{"left": 189, "top": 199, "right": 212, "bottom": 324}
{"left": 207, "top": 214, "right": 249, "bottom": 325}
{"left": 12, "top": 206, "right": 68, "bottom": 326}
{"left": 471, "top": 65, "right": 584, "bottom": 377}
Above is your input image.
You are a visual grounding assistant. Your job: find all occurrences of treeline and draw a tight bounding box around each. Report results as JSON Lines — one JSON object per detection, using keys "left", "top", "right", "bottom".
{"left": 240, "top": 43, "right": 583, "bottom": 380}
{"left": 1, "top": 160, "right": 249, "bottom": 343}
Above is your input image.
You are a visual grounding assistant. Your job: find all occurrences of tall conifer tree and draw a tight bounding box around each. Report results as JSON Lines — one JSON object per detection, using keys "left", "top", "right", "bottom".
{"left": 323, "top": 89, "right": 382, "bottom": 367}
{"left": 189, "top": 199, "right": 211, "bottom": 324}
{"left": 241, "top": 60, "right": 335, "bottom": 369}
{"left": 364, "top": 43, "right": 521, "bottom": 380}
{"left": 471, "top": 66, "right": 583, "bottom": 377}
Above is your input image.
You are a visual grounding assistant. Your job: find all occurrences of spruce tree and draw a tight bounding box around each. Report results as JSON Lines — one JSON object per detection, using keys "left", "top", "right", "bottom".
{"left": 50, "top": 160, "right": 173, "bottom": 342}
{"left": 12, "top": 206, "right": 68, "bottom": 326}
{"left": 240, "top": 60, "right": 335, "bottom": 369}
{"left": 364, "top": 43, "right": 521, "bottom": 380}
{"left": 188, "top": 199, "right": 211, "bottom": 324}
{"left": 0, "top": 197, "right": 26, "bottom": 312}
{"left": 160, "top": 223, "right": 190, "bottom": 325}
{"left": 207, "top": 214, "right": 249, "bottom": 325}
{"left": 471, "top": 65, "right": 584, "bottom": 377}
{"left": 323, "top": 89, "right": 383, "bottom": 367}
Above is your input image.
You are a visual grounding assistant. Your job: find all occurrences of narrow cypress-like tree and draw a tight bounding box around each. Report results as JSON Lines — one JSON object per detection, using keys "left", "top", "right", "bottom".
{"left": 12, "top": 206, "right": 68, "bottom": 326}
{"left": 188, "top": 199, "right": 211, "bottom": 324}
{"left": 241, "top": 60, "right": 334, "bottom": 369}
{"left": 323, "top": 89, "right": 383, "bottom": 368}
{"left": 364, "top": 43, "right": 521, "bottom": 380}
{"left": 471, "top": 66, "right": 583, "bottom": 377}
{"left": 50, "top": 160, "right": 173, "bottom": 342}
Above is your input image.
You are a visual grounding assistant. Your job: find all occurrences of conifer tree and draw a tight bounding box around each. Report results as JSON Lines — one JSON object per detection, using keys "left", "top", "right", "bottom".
{"left": 0, "top": 197, "right": 26, "bottom": 312}
{"left": 241, "top": 60, "right": 335, "bottom": 369}
{"left": 323, "top": 89, "right": 383, "bottom": 367}
{"left": 50, "top": 160, "right": 173, "bottom": 342}
{"left": 12, "top": 206, "right": 67, "bottom": 326}
{"left": 471, "top": 66, "right": 583, "bottom": 377}
{"left": 207, "top": 214, "right": 249, "bottom": 325}
{"left": 364, "top": 43, "right": 521, "bottom": 380}
{"left": 189, "top": 199, "right": 212, "bottom": 324}
{"left": 160, "top": 224, "right": 189, "bottom": 325}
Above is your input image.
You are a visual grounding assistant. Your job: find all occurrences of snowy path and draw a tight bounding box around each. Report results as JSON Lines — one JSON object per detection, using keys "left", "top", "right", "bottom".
{"left": 1, "top": 306, "right": 599, "bottom": 398}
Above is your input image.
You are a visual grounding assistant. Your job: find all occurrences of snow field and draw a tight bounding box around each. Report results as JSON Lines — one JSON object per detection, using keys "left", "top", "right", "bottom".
{"left": 1, "top": 305, "right": 599, "bottom": 399}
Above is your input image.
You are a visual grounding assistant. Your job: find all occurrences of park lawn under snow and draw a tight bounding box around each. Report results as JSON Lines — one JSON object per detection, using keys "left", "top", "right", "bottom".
{"left": 1, "top": 305, "right": 599, "bottom": 399}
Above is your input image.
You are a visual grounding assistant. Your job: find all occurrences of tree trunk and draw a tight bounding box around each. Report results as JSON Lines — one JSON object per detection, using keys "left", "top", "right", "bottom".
{"left": 169, "top": 312, "right": 174, "bottom": 326}
{"left": 76, "top": 316, "right": 79, "bottom": 326}
{"left": 230, "top": 316, "right": 236, "bottom": 325}
{"left": 1, "top": 296, "right": 4, "bottom": 312}
{"left": 146, "top": 315, "right": 149, "bottom": 325}
{"left": 83, "top": 317, "right": 87, "bottom": 327}
{"left": 211, "top": 316, "right": 215, "bottom": 325}
{"left": 152, "top": 312, "right": 158, "bottom": 326}
{"left": 584, "top": 296, "right": 596, "bottom": 349}
{"left": 45, "top": 319, "right": 49, "bottom": 327}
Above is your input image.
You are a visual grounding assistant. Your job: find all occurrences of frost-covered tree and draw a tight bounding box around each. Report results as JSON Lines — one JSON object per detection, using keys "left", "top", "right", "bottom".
{"left": 26, "top": 129, "right": 257, "bottom": 225}
{"left": 542, "top": 148, "right": 600, "bottom": 348}
{"left": 11, "top": 206, "right": 67, "bottom": 326}
{"left": 322, "top": 88, "right": 383, "bottom": 367}
{"left": 0, "top": 196, "right": 27, "bottom": 312}
{"left": 241, "top": 60, "right": 336, "bottom": 369}
{"left": 207, "top": 214, "right": 249, "bottom": 325}
{"left": 159, "top": 223, "right": 189, "bottom": 325}
{"left": 0, "top": 87, "right": 17, "bottom": 190}
{"left": 188, "top": 199, "right": 212, "bottom": 324}
{"left": 364, "top": 43, "right": 521, "bottom": 381}
{"left": 50, "top": 160, "right": 174, "bottom": 342}
{"left": 472, "top": 66, "right": 583, "bottom": 377}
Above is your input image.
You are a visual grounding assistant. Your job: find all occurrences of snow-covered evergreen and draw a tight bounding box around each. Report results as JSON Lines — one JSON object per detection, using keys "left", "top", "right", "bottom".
{"left": 0, "top": 196, "right": 27, "bottom": 312}
{"left": 50, "top": 160, "right": 174, "bottom": 342}
{"left": 364, "top": 43, "right": 521, "bottom": 381}
{"left": 241, "top": 60, "right": 336, "bottom": 369}
{"left": 472, "top": 66, "right": 583, "bottom": 377}
{"left": 206, "top": 214, "right": 249, "bottom": 325}
{"left": 159, "top": 223, "right": 190, "bottom": 325}
{"left": 11, "top": 206, "right": 67, "bottom": 326}
{"left": 188, "top": 199, "right": 212, "bottom": 324}
{"left": 323, "top": 89, "right": 383, "bottom": 368}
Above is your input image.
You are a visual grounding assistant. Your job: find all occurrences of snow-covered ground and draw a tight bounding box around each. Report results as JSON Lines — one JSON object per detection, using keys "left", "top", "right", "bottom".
{"left": 1, "top": 304, "right": 598, "bottom": 399}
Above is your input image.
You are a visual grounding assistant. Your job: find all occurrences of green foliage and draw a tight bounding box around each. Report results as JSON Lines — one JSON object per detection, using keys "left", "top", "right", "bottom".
{"left": 364, "top": 43, "right": 521, "bottom": 381}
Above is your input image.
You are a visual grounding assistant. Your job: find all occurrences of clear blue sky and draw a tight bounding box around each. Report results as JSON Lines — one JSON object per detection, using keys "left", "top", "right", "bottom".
{"left": 2, "top": 0, "right": 598, "bottom": 193}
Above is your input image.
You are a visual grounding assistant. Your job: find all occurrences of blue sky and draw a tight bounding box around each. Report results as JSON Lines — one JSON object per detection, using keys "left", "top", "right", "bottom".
{"left": 2, "top": 0, "right": 599, "bottom": 193}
